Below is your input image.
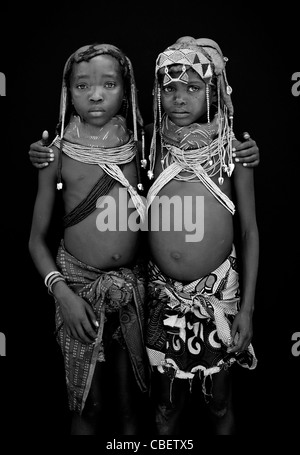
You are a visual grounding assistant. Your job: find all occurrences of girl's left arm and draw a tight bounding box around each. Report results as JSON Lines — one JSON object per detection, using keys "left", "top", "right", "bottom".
{"left": 228, "top": 163, "right": 259, "bottom": 353}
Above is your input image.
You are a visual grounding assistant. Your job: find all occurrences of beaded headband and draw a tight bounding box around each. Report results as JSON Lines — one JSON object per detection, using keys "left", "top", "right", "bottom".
{"left": 162, "top": 64, "right": 189, "bottom": 85}
{"left": 155, "top": 36, "right": 233, "bottom": 116}
{"left": 156, "top": 46, "right": 214, "bottom": 84}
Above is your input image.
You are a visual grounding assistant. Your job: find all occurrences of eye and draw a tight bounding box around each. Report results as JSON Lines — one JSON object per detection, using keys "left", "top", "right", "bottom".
{"left": 105, "top": 81, "right": 117, "bottom": 89}
{"left": 76, "top": 83, "right": 88, "bottom": 90}
{"left": 162, "top": 85, "right": 174, "bottom": 93}
{"left": 188, "top": 85, "right": 201, "bottom": 92}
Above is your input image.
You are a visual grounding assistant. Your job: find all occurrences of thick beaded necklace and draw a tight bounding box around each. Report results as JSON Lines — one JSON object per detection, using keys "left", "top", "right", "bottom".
{"left": 159, "top": 114, "right": 235, "bottom": 185}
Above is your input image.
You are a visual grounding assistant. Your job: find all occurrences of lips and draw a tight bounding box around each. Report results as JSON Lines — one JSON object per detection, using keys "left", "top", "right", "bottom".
{"left": 171, "top": 111, "right": 189, "bottom": 115}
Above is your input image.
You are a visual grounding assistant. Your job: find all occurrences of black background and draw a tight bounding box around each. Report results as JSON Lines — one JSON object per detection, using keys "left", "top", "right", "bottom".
{"left": 0, "top": 2, "right": 299, "bottom": 441}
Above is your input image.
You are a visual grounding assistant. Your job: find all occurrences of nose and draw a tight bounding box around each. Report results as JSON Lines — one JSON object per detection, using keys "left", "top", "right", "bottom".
{"left": 89, "top": 86, "right": 104, "bottom": 102}
{"left": 174, "top": 91, "right": 187, "bottom": 105}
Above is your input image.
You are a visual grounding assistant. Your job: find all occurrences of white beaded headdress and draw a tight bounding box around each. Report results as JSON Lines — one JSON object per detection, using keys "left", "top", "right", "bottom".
{"left": 148, "top": 36, "right": 234, "bottom": 179}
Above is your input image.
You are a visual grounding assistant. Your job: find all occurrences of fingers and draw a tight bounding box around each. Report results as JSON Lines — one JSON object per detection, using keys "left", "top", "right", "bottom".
{"left": 28, "top": 142, "right": 54, "bottom": 167}
{"left": 29, "top": 153, "right": 54, "bottom": 167}
{"left": 227, "top": 331, "right": 239, "bottom": 353}
{"left": 29, "top": 150, "right": 54, "bottom": 161}
{"left": 84, "top": 305, "right": 99, "bottom": 339}
{"left": 242, "top": 131, "right": 250, "bottom": 140}
{"left": 227, "top": 333, "right": 252, "bottom": 353}
{"left": 233, "top": 131, "right": 260, "bottom": 167}
{"left": 68, "top": 306, "right": 98, "bottom": 344}
{"left": 227, "top": 341, "right": 242, "bottom": 354}
{"left": 41, "top": 130, "right": 50, "bottom": 146}
{"left": 239, "top": 159, "right": 260, "bottom": 168}
{"left": 77, "top": 325, "right": 97, "bottom": 344}
{"left": 233, "top": 150, "right": 259, "bottom": 167}
{"left": 28, "top": 130, "right": 52, "bottom": 167}
{"left": 85, "top": 304, "right": 99, "bottom": 331}
{"left": 67, "top": 321, "right": 97, "bottom": 344}
{"left": 70, "top": 327, "right": 93, "bottom": 344}
{"left": 82, "top": 321, "right": 98, "bottom": 342}
{"left": 29, "top": 141, "right": 52, "bottom": 153}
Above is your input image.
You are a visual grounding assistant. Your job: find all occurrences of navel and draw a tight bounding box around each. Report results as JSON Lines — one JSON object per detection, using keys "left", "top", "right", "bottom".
{"left": 112, "top": 253, "right": 121, "bottom": 261}
{"left": 171, "top": 251, "right": 182, "bottom": 260}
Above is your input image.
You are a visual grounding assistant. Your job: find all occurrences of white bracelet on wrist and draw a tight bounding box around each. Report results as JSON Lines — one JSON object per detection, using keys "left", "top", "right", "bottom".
{"left": 44, "top": 271, "right": 66, "bottom": 295}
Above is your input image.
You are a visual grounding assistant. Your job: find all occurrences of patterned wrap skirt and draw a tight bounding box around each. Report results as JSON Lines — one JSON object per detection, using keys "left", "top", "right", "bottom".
{"left": 146, "top": 246, "right": 257, "bottom": 382}
{"left": 54, "top": 240, "right": 149, "bottom": 413}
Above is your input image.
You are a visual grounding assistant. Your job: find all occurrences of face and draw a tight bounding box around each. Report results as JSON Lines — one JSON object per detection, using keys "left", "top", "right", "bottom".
{"left": 160, "top": 66, "right": 210, "bottom": 127}
{"left": 70, "top": 54, "right": 124, "bottom": 129}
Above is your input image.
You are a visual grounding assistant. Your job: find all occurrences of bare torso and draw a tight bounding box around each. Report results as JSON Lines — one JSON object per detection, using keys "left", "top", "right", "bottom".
{"left": 60, "top": 151, "right": 141, "bottom": 269}
{"left": 147, "top": 141, "right": 235, "bottom": 281}
{"left": 57, "top": 130, "right": 236, "bottom": 276}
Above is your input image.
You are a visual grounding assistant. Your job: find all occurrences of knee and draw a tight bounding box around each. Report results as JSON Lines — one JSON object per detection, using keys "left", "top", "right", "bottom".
{"left": 155, "top": 402, "right": 179, "bottom": 436}
{"left": 82, "top": 400, "right": 102, "bottom": 421}
{"left": 208, "top": 397, "right": 229, "bottom": 418}
{"left": 156, "top": 402, "right": 175, "bottom": 421}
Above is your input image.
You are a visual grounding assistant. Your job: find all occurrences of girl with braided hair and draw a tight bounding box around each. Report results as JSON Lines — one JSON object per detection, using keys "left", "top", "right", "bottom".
{"left": 28, "top": 43, "right": 150, "bottom": 435}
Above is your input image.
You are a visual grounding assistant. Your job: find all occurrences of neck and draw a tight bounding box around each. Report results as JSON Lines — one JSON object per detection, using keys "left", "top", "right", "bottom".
{"left": 162, "top": 114, "right": 220, "bottom": 150}
{"left": 63, "top": 114, "right": 130, "bottom": 148}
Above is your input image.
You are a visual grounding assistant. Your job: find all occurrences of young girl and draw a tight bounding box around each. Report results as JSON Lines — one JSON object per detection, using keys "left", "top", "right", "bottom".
{"left": 145, "top": 36, "right": 259, "bottom": 435}
{"left": 28, "top": 43, "right": 149, "bottom": 435}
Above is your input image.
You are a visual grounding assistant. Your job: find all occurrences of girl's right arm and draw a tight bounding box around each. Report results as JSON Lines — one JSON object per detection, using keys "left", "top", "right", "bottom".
{"left": 28, "top": 145, "right": 62, "bottom": 275}
{"left": 28, "top": 148, "right": 97, "bottom": 343}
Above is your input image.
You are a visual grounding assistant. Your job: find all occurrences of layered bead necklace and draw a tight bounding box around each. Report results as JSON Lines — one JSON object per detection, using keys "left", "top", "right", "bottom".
{"left": 146, "top": 113, "right": 236, "bottom": 215}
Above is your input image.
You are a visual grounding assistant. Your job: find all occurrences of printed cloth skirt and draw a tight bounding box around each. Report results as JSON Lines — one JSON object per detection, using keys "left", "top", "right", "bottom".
{"left": 54, "top": 240, "right": 149, "bottom": 413}
{"left": 146, "top": 246, "right": 257, "bottom": 382}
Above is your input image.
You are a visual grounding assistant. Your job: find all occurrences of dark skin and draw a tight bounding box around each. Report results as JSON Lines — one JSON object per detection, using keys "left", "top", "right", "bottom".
{"left": 28, "top": 54, "right": 146, "bottom": 435}
{"left": 145, "top": 71, "right": 258, "bottom": 352}
{"left": 28, "top": 60, "right": 260, "bottom": 436}
{"left": 145, "top": 67, "right": 259, "bottom": 435}
{"left": 29, "top": 55, "right": 141, "bottom": 342}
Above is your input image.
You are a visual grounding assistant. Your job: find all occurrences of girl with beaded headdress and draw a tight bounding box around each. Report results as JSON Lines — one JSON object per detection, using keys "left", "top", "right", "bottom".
{"left": 145, "top": 36, "right": 259, "bottom": 435}
{"left": 28, "top": 43, "right": 150, "bottom": 435}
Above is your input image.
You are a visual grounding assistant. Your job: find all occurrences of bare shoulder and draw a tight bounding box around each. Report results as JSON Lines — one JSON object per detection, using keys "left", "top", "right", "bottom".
{"left": 51, "top": 144, "right": 60, "bottom": 159}
{"left": 38, "top": 145, "right": 59, "bottom": 182}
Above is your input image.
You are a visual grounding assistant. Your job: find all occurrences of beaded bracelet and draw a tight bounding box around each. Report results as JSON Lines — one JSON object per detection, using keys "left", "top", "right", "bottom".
{"left": 44, "top": 271, "right": 66, "bottom": 295}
